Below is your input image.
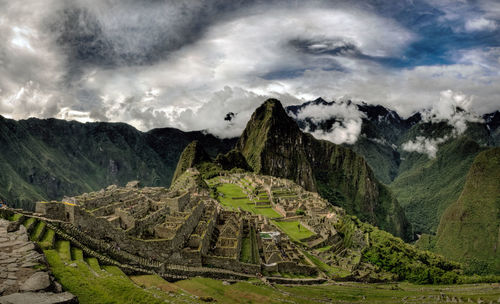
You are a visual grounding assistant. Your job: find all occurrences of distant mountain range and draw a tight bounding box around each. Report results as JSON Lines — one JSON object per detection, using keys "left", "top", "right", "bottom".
{"left": 0, "top": 116, "right": 235, "bottom": 210}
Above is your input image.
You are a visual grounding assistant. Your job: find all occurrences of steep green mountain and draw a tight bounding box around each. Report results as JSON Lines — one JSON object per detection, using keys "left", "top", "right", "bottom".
{"left": 0, "top": 116, "right": 235, "bottom": 210}
{"left": 287, "top": 99, "right": 499, "bottom": 237}
{"left": 171, "top": 140, "right": 212, "bottom": 184}
{"left": 390, "top": 135, "right": 486, "bottom": 234}
{"left": 237, "top": 99, "right": 411, "bottom": 240}
{"left": 433, "top": 147, "right": 500, "bottom": 274}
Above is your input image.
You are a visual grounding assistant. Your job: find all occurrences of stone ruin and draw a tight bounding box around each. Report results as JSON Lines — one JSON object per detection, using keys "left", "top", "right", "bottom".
{"left": 31, "top": 172, "right": 318, "bottom": 280}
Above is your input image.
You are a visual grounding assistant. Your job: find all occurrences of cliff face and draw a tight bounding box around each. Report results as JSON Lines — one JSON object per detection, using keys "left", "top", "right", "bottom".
{"left": 434, "top": 147, "right": 500, "bottom": 274}
{"left": 237, "top": 99, "right": 411, "bottom": 240}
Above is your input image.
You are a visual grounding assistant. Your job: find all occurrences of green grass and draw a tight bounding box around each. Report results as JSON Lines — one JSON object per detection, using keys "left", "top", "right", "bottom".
{"left": 55, "top": 240, "right": 72, "bottom": 261}
{"left": 43, "top": 249, "right": 177, "bottom": 304}
{"left": 240, "top": 226, "right": 259, "bottom": 264}
{"left": 271, "top": 220, "right": 315, "bottom": 242}
{"left": 102, "top": 265, "right": 127, "bottom": 277}
{"left": 22, "top": 217, "right": 36, "bottom": 230}
{"left": 301, "top": 250, "right": 351, "bottom": 278}
{"left": 71, "top": 247, "right": 84, "bottom": 261}
{"left": 172, "top": 276, "right": 500, "bottom": 303}
{"left": 9, "top": 213, "right": 23, "bottom": 221}
{"left": 30, "top": 221, "right": 46, "bottom": 241}
{"left": 240, "top": 236, "right": 253, "bottom": 263}
{"left": 39, "top": 228, "right": 55, "bottom": 249}
{"left": 216, "top": 183, "right": 282, "bottom": 218}
{"left": 85, "top": 257, "right": 101, "bottom": 272}
{"left": 129, "top": 275, "right": 182, "bottom": 293}
{"left": 317, "top": 245, "right": 332, "bottom": 252}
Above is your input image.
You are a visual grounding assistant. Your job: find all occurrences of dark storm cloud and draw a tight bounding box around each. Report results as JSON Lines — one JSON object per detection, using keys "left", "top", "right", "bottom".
{"left": 0, "top": 0, "right": 499, "bottom": 141}
{"left": 52, "top": 0, "right": 259, "bottom": 67}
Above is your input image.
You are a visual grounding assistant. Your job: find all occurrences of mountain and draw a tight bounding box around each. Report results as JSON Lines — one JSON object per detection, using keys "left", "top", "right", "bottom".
{"left": 237, "top": 99, "right": 411, "bottom": 240}
{"left": 433, "top": 147, "right": 500, "bottom": 274}
{"left": 0, "top": 115, "right": 235, "bottom": 210}
{"left": 286, "top": 98, "right": 419, "bottom": 184}
{"left": 171, "top": 140, "right": 212, "bottom": 184}
{"left": 390, "top": 128, "right": 487, "bottom": 234}
{"left": 286, "top": 99, "right": 499, "bottom": 236}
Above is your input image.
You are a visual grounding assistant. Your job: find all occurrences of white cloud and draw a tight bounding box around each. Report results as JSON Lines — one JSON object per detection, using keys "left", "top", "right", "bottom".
{"left": 402, "top": 135, "right": 449, "bottom": 158}
{"left": 401, "top": 89, "right": 484, "bottom": 158}
{"left": 307, "top": 119, "right": 363, "bottom": 145}
{"left": 0, "top": 0, "right": 499, "bottom": 139}
{"left": 292, "top": 101, "right": 365, "bottom": 144}
{"left": 421, "top": 90, "right": 483, "bottom": 135}
{"left": 465, "top": 17, "right": 497, "bottom": 32}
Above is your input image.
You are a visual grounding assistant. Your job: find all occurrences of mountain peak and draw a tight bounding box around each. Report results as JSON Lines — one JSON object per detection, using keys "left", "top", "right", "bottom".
{"left": 236, "top": 99, "right": 411, "bottom": 240}
{"left": 171, "top": 140, "right": 211, "bottom": 184}
{"left": 255, "top": 98, "right": 291, "bottom": 121}
{"left": 237, "top": 99, "right": 301, "bottom": 173}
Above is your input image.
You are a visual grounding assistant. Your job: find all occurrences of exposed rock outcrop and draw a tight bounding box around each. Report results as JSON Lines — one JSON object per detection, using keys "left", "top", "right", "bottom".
{"left": 0, "top": 218, "right": 77, "bottom": 303}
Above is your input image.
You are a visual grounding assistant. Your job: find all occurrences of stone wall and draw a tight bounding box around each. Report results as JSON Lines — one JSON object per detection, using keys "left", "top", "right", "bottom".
{"left": 114, "top": 207, "right": 136, "bottom": 230}
{"left": 35, "top": 202, "right": 65, "bottom": 220}
{"left": 127, "top": 206, "right": 170, "bottom": 237}
{"left": 203, "top": 256, "right": 260, "bottom": 274}
{"left": 277, "top": 261, "right": 317, "bottom": 276}
{"left": 165, "top": 191, "right": 190, "bottom": 212}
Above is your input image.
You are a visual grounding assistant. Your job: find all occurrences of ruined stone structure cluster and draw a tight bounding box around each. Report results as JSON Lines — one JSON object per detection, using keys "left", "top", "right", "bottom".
{"left": 32, "top": 172, "right": 318, "bottom": 280}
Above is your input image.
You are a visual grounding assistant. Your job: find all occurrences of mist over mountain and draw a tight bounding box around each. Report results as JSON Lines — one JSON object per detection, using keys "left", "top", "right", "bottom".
{"left": 285, "top": 98, "right": 499, "bottom": 236}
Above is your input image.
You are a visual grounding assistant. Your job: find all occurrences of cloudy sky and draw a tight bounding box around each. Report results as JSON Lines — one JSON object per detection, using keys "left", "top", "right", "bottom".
{"left": 0, "top": 0, "right": 499, "bottom": 138}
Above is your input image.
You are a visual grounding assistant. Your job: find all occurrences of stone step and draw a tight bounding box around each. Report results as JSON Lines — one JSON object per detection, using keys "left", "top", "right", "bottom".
{"left": 30, "top": 221, "right": 46, "bottom": 242}
{"left": 85, "top": 257, "right": 101, "bottom": 272}
{"left": 38, "top": 228, "right": 56, "bottom": 249}
{"left": 70, "top": 247, "right": 84, "bottom": 261}
{"left": 55, "top": 240, "right": 71, "bottom": 261}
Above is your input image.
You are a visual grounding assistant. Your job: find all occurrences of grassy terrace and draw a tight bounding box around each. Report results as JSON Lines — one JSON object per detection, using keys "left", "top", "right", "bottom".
{"left": 210, "top": 178, "right": 317, "bottom": 246}
{"left": 215, "top": 183, "right": 281, "bottom": 218}
{"left": 272, "top": 220, "right": 315, "bottom": 242}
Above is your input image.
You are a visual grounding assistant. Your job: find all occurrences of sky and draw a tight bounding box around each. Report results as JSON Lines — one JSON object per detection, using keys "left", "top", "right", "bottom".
{"left": 0, "top": 0, "right": 499, "bottom": 138}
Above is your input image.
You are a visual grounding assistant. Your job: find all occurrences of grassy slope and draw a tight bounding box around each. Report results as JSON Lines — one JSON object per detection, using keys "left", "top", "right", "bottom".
{"left": 434, "top": 147, "right": 500, "bottom": 274}
{"left": 390, "top": 136, "right": 485, "bottom": 234}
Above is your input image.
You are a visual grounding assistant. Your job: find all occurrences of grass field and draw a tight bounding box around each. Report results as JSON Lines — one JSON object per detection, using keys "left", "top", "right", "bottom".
{"left": 173, "top": 277, "right": 500, "bottom": 304}
{"left": 272, "top": 220, "right": 315, "bottom": 242}
{"left": 216, "top": 183, "right": 282, "bottom": 218}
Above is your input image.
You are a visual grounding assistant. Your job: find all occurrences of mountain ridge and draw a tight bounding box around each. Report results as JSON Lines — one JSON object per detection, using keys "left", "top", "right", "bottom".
{"left": 0, "top": 115, "right": 235, "bottom": 210}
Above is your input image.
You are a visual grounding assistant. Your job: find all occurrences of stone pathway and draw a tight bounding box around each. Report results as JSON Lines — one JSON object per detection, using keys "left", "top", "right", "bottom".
{"left": 0, "top": 219, "right": 77, "bottom": 304}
